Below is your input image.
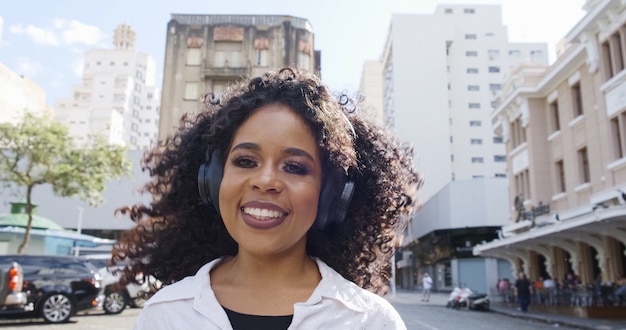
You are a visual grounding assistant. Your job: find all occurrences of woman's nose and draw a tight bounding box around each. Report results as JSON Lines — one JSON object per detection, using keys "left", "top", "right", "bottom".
{"left": 251, "top": 165, "right": 284, "bottom": 193}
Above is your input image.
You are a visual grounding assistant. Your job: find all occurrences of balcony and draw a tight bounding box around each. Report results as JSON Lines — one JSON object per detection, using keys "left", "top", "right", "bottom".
{"left": 202, "top": 59, "right": 250, "bottom": 78}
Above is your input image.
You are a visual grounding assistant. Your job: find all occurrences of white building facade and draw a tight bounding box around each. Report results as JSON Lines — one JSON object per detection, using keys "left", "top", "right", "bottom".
{"left": 473, "top": 0, "right": 626, "bottom": 309}
{"left": 0, "top": 62, "right": 52, "bottom": 124}
{"left": 379, "top": 5, "right": 548, "bottom": 201}
{"left": 363, "top": 4, "right": 552, "bottom": 293}
{"left": 54, "top": 23, "right": 160, "bottom": 150}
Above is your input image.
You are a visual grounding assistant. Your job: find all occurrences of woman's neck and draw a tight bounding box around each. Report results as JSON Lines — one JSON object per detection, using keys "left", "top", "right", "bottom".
{"left": 210, "top": 252, "right": 321, "bottom": 315}
{"left": 218, "top": 252, "right": 320, "bottom": 289}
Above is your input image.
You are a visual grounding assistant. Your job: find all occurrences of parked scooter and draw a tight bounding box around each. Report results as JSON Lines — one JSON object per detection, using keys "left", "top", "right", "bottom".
{"left": 446, "top": 285, "right": 490, "bottom": 311}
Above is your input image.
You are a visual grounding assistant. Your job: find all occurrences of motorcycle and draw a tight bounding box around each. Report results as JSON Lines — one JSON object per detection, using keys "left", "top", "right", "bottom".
{"left": 446, "top": 286, "right": 490, "bottom": 311}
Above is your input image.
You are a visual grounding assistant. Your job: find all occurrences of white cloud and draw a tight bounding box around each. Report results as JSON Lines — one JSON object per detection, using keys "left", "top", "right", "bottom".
{"left": 9, "top": 24, "right": 59, "bottom": 45}
{"left": 72, "top": 58, "right": 84, "bottom": 77}
{"left": 15, "top": 57, "right": 44, "bottom": 77}
{"left": 55, "top": 19, "right": 107, "bottom": 46}
{"left": 8, "top": 19, "right": 107, "bottom": 47}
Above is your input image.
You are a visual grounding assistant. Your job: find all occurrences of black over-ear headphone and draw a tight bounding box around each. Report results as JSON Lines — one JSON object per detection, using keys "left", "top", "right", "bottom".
{"left": 197, "top": 149, "right": 355, "bottom": 230}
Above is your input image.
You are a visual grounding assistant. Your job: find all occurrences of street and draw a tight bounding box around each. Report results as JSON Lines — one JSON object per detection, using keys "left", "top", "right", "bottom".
{"left": 0, "top": 292, "right": 580, "bottom": 330}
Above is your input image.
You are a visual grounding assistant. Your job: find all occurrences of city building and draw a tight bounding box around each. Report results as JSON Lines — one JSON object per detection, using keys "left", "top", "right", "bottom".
{"left": 358, "top": 60, "right": 384, "bottom": 125}
{"left": 54, "top": 23, "right": 161, "bottom": 150}
{"left": 474, "top": 0, "right": 626, "bottom": 291}
{"left": 0, "top": 61, "right": 53, "bottom": 124}
{"left": 363, "top": 4, "right": 551, "bottom": 293}
{"left": 158, "top": 14, "right": 321, "bottom": 139}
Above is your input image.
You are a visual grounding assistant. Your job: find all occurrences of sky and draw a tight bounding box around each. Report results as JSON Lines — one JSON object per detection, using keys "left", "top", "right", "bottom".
{"left": 0, "top": 0, "right": 587, "bottom": 105}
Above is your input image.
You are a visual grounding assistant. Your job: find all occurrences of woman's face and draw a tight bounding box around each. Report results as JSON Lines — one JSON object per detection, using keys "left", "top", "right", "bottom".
{"left": 219, "top": 103, "right": 323, "bottom": 258}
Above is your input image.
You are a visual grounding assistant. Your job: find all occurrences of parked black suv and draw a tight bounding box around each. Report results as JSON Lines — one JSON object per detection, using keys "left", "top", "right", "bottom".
{"left": 0, "top": 255, "right": 103, "bottom": 323}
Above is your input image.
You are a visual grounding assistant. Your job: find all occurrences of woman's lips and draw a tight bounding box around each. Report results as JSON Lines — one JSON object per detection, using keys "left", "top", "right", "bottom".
{"left": 240, "top": 201, "right": 288, "bottom": 229}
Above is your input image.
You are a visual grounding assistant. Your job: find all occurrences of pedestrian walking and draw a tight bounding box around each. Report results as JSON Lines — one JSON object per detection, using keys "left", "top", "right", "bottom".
{"left": 422, "top": 273, "right": 433, "bottom": 302}
{"left": 514, "top": 272, "right": 533, "bottom": 312}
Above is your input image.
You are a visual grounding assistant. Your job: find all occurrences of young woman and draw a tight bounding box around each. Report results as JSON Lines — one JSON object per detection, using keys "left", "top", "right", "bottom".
{"left": 112, "top": 67, "right": 422, "bottom": 329}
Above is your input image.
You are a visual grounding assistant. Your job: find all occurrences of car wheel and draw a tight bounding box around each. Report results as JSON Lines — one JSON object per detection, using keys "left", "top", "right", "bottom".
{"left": 41, "top": 293, "right": 74, "bottom": 323}
{"left": 104, "top": 291, "right": 127, "bottom": 314}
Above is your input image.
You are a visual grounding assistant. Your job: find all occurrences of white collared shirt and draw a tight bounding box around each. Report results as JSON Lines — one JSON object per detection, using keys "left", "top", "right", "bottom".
{"left": 134, "top": 257, "right": 406, "bottom": 330}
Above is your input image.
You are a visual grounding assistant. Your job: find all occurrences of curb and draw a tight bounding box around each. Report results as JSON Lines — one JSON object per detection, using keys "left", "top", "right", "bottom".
{"left": 489, "top": 306, "right": 608, "bottom": 330}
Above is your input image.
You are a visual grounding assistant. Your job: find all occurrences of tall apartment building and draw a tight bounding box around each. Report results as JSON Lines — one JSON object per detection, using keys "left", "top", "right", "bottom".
{"left": 377, "top": 5, "right": 548, "bottom": 201}
{"left": 0, "top": 62, "right": 52, "bottom": 124}
{"left": 362, "top": 5, "right": 551, "bottom": 293}
{"left": 158, "top": 14, "right": 321, "bottom": 139}
{"left": 55, "top": 23, "right": 161, "bottom": 150}
{"left": 358, "top": 60, "right": 385, "bottom": 126}
{"left": 475, "top": 0, "right": 626, "bottom": 293}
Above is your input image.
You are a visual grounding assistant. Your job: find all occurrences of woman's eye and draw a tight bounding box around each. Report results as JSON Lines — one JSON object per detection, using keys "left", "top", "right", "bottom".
{"left": 284, "top": 162, "right": 309, "bottom": 175}
{"left": 232, "top": 156, "right": 256, "bottom": 168}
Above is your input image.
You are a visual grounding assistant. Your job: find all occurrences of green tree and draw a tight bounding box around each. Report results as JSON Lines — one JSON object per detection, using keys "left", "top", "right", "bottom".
{"left": 0, "top": 113, "right": 132, "bottom": 254}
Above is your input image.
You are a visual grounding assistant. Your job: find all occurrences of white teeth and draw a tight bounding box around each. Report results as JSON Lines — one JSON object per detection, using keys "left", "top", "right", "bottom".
{"left": 242, "top": 207, "right": 283, "bottom": 220}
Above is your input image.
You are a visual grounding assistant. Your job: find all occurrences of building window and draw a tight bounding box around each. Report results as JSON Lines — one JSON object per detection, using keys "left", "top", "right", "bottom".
{"left": 465, "top": 34, "right": 477, "bottom": 40}
{"left": 469, "top": 103, "right": 480, "bottom": 109}
{"left": 467, "top": 68, "right": 479, "bottom": 74}
{"left": 469, "top": 120, "right": 482, "bottom": 127}
{"left": 511, "top": 117, "right": 526, "bottom": 148}
{"left": 488, "top": 49, "right": 500, "bottom": 58}
{"left": 444, "top": 8, "right": 453, "bottom": 14}
{"left": 491, "top": 101, "right": 498, "bottom": 109}
{"left": 578, "top": 147, "right": 590, "bottom": 183}
{"left": 515, "top": 169, "right": 530, "bottom": 200}
{"left": 471, "top": 157, "right": 484, "bottom": 163}
{"left": 256, "top": 49, "right": 268, "bottom": 66}
{"left": 509, "top": 50, "right": 521, "bottom": 57}
{"left": 184, "top": 82, "right": 199, "bottom": 100}
{"left": 466, "top": 51, "right": 478, "bottom": 57}
{"left": 611, "top": 114, "right": 626, "bottom": 159}
{"left": 495, "top": 173, "right": 506, "bottom": 178}
{"left": 601, "top": 30, "right": 625, "bottom": 80}
{"left": 468, "top": 85, "right": 480, "bottom": 91}
{"left": 555, "top": 160, "right": 566, "bottom": 193}
{"left": 214, "top": 41, "right": 244, "bottom": 67}
{"left": 488, "top": 66, "right": 500, "bottom": 73}
{"left": 571, "top": 82, "right": 583, "bottom": 117}
{"left": 549, "top": 100, "right": 560, "bottom": 132}
{"left": 493, "top": 136, "right": 503, "bottom": 143}
{"left": 494, "top": 155, "right": 506, "bottom": 162}
{"left": 489, "top": 83, "right": 501, "bottom": 91}
{"left": 531, "top": 50, "right": 543, "bottom": 59}
{"left": 186, "top": 48, "right": 202, "bottom": 66}
{"left": 298, "top": 53, "right": 311, "bottom": 69}
{"left": 470, "top": 138, "right": 482, "bottom": 145}
{"left": 464, "top": 8, "right": 475, "bottom": 13}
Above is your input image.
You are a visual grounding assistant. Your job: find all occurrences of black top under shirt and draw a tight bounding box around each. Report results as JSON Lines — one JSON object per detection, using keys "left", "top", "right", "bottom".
{"left": 223, "top": 306, "right": 293, "bottom": 330}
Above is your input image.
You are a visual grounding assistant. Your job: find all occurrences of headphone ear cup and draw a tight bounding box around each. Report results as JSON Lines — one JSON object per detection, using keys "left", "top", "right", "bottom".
{"left": 197, "top": 150, "right": 223, "bottom": 214}
{"left": 314, "top": 170, "right": 355, "bottom": 231}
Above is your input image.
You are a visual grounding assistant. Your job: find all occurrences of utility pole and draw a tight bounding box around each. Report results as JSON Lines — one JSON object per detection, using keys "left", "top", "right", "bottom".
{"left": 74, "top": 207, "right": 84, "bottom": 256}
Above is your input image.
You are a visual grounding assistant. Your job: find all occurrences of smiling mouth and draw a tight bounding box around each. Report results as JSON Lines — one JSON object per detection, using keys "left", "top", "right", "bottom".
{"left": 241, "top": 207, "right": 285, "bottom": 220}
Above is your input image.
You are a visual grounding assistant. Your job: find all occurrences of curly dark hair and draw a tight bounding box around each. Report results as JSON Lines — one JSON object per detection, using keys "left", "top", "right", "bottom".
{"left": 112, "top": 67, "right": 422, "bottom": 295}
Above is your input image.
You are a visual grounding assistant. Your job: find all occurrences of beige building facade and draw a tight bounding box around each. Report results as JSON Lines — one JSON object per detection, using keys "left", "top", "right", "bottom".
{"left": 474, "top": 0, "right": 626, "bottom": 288}
{"left": 158, "top": 15, "right": 321, "bottom": 139}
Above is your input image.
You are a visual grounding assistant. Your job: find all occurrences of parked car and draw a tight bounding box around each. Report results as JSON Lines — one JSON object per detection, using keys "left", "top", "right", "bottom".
{"left": 84, "top": 254, "right": 161, "bottom": 315}
{"left": 0, "top": 255, "right": 103, "bottom": 323}
{"left": 0, "top": 261, "right": 27, "bottom": 314}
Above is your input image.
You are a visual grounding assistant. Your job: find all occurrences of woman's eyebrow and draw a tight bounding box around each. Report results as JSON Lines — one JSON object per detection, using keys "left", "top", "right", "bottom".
{"left": 231, "top": 143, "right": 315, "bottom": 162}
{"left": 231, "top": 142, "right": 260, "bottom": 152}
{"left": 283, "top": 147, "right": 315, "bottom": 162}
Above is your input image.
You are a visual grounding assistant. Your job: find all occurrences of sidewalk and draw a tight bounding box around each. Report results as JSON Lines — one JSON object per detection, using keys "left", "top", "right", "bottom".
{"left": 387, "top": 289, "right": 626, "bottom": 330}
